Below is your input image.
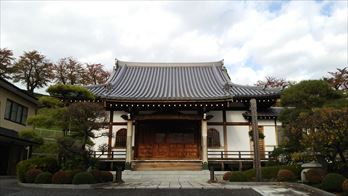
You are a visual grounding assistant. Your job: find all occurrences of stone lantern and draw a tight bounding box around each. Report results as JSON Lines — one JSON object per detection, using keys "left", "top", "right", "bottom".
{"left": 301, "top": 161, "right": 322, "bottom": 182}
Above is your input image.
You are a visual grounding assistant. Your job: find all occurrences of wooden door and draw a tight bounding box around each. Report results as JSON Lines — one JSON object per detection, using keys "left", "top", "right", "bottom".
{"left": 136, "top": 120, "right": 200, "bottom": 160}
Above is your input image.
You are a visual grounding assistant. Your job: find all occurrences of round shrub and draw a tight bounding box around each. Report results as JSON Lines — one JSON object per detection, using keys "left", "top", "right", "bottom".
{"left": 229, "top": 171, "right": 248, "bottom": 182}
{"left": 342, "top": 179, "right": 348, "bottom": 193}
{"left": 304, "top": 168, "right": 326, "bottom": 184}
{"left": 277, "top": 169, "right": 296, "bottom": 182}
{"left": 101, "top": 171, "right": 113, "bottom": 182}
{"left": 34, "top": 172, "right": 52, "bottom": 184}
{"left": 17, "top": 159, "right": 35, "bottom": 182}
{"left": 321, "top": 173, "right": 346, "bottom": 192}
{"left": 25, "top": 169, "right": 43, "bottom": 183}
{"left": 52, "top": 171, "right": 73, "bottom": 184}
{"left": 72, "top": 172, "right": 96, "bottom": 184}
{"left": 35, "top": 157, "right": 59, "bottom": 173}
{"left": 223, "top": 171, "right": 232, "bottom": 181}
{"left": 16, "top": 157, "right": 59, "bottom": 182}
{"left": 90, "top": 170, "right": 103, "bottom": 183}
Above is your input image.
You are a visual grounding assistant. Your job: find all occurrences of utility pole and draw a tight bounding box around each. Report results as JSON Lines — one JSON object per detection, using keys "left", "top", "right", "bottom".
{"left": 250, "top": 98, "right": 262, "bottom": 182}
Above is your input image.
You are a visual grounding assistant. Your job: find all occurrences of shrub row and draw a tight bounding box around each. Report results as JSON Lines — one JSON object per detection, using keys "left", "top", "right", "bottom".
{"left": 17, "top": 157, "right": 59, "bottom": 183}
{"left": 242, "top": 165, "right": 301, "bottom": 181}
{"left": 21, "top": 169, "right": 113, "bottom": 184}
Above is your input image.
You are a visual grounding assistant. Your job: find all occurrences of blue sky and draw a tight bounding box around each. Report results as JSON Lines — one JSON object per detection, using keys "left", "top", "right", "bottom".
{"left": 1, "top": 0, "right": 347, "bottom": 91}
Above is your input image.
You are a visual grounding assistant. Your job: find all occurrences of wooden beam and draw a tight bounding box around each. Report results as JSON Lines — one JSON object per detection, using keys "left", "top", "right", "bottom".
{"left": 134, "top": 114, "right": 202, "bottom": 121}
{"left": 250, "top": 98, "right": 262, "bottom": 182}
{"left": 108, "top": 111, "right": 113, "bottom": 157}
{"left": 223, "top": 110, "right": 228, "bottom": 157}
{"left": 207, "top": 122, "right": 250, "bottom": 126}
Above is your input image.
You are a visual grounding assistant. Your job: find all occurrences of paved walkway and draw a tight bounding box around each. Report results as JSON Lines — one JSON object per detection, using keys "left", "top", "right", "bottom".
{"left": 106, "top": 171, "right": 332, "bottom": 195}
{"left": 0, "top": 171, "right": 334, "bottom": 196}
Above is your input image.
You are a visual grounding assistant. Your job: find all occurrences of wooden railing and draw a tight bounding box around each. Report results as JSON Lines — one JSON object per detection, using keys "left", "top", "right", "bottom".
{"left": 90, "top": 149, "right": 126, "bottom": 161}
{"left": 89, "top": 149, "right": 274, "bottom": 161}
{"left": 207, "top": 150, "right": 274, "bottom": 161}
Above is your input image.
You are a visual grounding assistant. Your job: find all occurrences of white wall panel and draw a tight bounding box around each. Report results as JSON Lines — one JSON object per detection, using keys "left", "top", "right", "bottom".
{"left": 113, "top": 111, "right": 127, "bottom": 122}
{"left": 226, "top": 111, "right": 249, "bottom": 123}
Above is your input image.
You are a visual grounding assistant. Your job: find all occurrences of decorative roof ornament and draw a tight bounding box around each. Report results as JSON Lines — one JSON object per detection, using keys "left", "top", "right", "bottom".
{"left": 223, "top": 82, "right": 231, "bottom": 92}
{"left": 104, "top": 83, "right": 112, "bottom": 92}
{"left": 114, "top": 58, "right": 119, "bottom": 69}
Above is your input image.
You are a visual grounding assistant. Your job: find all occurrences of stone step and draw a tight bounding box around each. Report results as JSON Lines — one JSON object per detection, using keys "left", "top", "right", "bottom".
{"left": 133, "top": 161, "right": 202, "bottom": 171}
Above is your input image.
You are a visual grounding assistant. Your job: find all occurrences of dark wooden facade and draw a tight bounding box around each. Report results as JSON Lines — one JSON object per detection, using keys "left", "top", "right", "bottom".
{"left": 135, "top": 120, "right": 200, "bottom": 160}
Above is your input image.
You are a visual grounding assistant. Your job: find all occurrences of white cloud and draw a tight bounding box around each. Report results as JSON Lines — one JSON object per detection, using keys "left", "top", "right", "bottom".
{"left": 1, "top": 0, "right": 347, "bottom": 88}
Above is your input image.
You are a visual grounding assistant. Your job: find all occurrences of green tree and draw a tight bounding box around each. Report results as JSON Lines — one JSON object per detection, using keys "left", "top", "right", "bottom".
{"left": 0, "top": 48, "right": 15, "bottom": 79}
{"left": 27, "top": 85, "right": 106, "bottom": 170}
{"left": 12, "top": 50, "right": 53, "bottom": 94}
{"left": 278, "top": 80, "right": 346, "bottom": 168}
{"left": 299, "top": 108, "right": 348, "bottom": 164}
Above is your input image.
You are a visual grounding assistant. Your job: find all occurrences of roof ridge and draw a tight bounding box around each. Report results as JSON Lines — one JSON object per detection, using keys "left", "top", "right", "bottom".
{"left": 116, "top": 59, "right": 224, "bottom": 67}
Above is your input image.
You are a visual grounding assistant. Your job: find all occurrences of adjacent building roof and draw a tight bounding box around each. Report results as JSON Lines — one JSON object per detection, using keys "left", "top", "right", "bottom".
{"left": 0, "top": 78, "right": 38, "bottom": 105}
{"left": 88, "top": 60, "right": 280, "bottom": 102}
{"left": 0, "top": 126, "right": 39, "bottom": 145}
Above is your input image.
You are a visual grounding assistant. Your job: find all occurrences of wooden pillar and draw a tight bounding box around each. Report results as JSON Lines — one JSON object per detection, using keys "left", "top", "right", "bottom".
{"left": 201, "top": 114, "right": 208, "bottom": 168}
{"left": 108, "top": 111, "right": 113, "bottom": 157}
{"left": 250, "top": 98, "right": 262, "bottom": 181}
{"left": 223, "top": 110, "right": 227, "bottom": 158}
{"left": 125, "top": 114, "right": 133, "bottom": 170}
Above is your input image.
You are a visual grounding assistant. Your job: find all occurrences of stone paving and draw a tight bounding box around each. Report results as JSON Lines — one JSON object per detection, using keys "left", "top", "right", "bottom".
{"left": 0, "top": 171, "right": 334, "bottom": 196}
{"left": 105, "top": 171, "right": 334, "bottom": 196}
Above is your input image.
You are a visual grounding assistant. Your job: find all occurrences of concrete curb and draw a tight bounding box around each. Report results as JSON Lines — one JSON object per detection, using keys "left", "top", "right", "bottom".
{"left": 18, "top": 182, "right": 112, "bottom": 189}
{"left": 222, "top": 181, "right": 335, "bottom": 196}
{"left": 285, "top": 182, "right": 336, "bottom": 196}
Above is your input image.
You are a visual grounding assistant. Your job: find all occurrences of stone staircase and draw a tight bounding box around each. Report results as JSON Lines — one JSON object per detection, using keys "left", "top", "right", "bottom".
{"left": 133, "top": 160, "right": 202, "bottom": 171}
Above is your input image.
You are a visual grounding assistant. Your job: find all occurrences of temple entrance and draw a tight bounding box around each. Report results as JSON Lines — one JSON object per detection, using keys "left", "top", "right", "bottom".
{"left": 135, "top": 120, "right": 201, "bottom": 160}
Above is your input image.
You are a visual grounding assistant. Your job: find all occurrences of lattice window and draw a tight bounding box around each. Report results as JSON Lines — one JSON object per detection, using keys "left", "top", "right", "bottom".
{"left": 207, "top": 128, "right": 220, "bottom": 147}
{"left": 114, "top": 129, "right": 127, "bottom": 148}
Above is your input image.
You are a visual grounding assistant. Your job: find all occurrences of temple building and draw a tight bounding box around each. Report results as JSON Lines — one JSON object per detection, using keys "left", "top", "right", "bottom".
{"left": 89, "top": 60, "right": 281, "bottom": 170}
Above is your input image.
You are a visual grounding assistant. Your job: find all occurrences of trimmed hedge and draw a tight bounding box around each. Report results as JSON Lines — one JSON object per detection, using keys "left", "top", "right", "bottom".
{"left": 100, "top": 171, "right": 113, "bottom": 182}
{"left": 277, "top": 169, "right": 296, "bottom": 182}
{"left": 342, "top": 179, "right": 348, "bottom": 193}
{"left": 321, "top": 173, "right": 346, "bottom": 192}
{"left": 52, "top": 171, "right": 73, "bottom": 184}
{"left": 35, "top": 172, "right": 52, "bottom": 184}
{"left": 90, "top": 170, "right": 103, "bottom": 183}
{"left": 223, "top": 171, "right": 232, "bottom": 181}
{"left": 72, "top": 172, "right": 96, "bottom": 184}
{"left": 243, "top": 165, "right": 301, "bottom": 181}
{"left": 304, "top": 168, "right": 326, "bottom": 184}
{"left": 16, "top": 157, "right": 59, "bottom": 182}
{"left": 25, "top": 169, "right": 43, "bottom": 183}
{"left": 229, "top": 171, "right": 248, "bottom": 182}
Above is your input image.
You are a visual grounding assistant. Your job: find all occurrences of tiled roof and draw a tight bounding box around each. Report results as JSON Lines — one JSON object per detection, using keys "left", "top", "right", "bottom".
{"left": 0, "top": 78, "right": 38, "bottom": 105}
{"left": 242, "top": 107, "right": 283, "bottom": 120}
{"left": 88, "top": 60, "right": 280, "bottom": 101}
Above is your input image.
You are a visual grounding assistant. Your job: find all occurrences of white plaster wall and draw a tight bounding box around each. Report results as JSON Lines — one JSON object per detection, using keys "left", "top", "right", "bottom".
{"left": 258, "top": 120, "right": 275, "bottom": 126}
{"left": 263, "top": 126, "right": 277, "bottom": 151}
{"left": 113, "top": 111, "right": 127, "bottom": 122}
{"left": 226, "top": 125, "right": 251, "bottom": 158}
{"left": 207, "top": 125, "right": 224, "bottom": 147}
{"left": 207, "top": 111, "right": 223, "bottom": 122}
{"left": 226, "top": 111, "right": 249, "bottom": 122}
